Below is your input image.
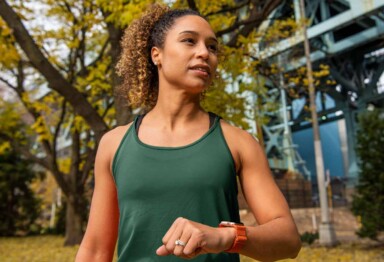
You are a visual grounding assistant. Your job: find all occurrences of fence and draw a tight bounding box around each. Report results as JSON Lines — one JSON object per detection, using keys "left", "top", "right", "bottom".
{"left": 237, "top": 179, "right": 313, "bottom": 209}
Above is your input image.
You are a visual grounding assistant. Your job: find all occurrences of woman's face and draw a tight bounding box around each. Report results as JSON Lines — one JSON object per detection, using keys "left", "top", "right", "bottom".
{"left": 152, "top": 15, "right": 218, "bottom": 95}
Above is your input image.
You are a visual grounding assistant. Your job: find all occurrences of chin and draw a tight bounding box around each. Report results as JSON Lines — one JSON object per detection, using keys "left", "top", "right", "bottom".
{"left": 186, "top": 85, "right": 207, "bottom": 95}
{"left": 187, "top": 80, "right": 210, "bottom": 91}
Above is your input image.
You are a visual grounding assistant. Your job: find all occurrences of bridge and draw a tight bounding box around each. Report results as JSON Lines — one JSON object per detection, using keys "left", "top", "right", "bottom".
{"left": 255, "top": 0, "right": 384, "bottom": 186}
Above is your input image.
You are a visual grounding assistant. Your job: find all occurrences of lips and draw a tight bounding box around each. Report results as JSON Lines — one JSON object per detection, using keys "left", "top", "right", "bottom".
{"left": 190, "top": 64, "right": 211, "bottom": 76}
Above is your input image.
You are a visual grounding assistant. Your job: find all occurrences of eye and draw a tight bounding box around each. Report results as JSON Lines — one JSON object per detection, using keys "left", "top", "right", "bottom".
{"left": 182, "top": 38, "right": 195, "bottom": 45}
{"left": 208, "top": 44, "right": 218, "bottom": 53}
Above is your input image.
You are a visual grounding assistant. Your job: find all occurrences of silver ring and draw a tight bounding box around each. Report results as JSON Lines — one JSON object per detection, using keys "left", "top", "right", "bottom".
{"left": 175, "top": 239, "right": 186, "bottom": 247}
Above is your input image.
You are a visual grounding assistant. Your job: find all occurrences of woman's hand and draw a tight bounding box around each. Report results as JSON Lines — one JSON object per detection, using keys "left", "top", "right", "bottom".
{"left": 156, "top": 217, "right": 235, "bottom": 259}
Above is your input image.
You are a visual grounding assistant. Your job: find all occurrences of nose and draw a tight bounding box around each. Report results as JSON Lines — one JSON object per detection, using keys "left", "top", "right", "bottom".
{"left": 196, "top": 42, "right": 209, "bottom": 60}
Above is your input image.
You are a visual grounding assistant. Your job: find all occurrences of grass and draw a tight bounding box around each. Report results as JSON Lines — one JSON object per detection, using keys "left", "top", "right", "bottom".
{"left": 0, "top": 235, "right": 383, "bottom": 262}
{"left": 0, "top": 236, "right": 78, "bottom": 262}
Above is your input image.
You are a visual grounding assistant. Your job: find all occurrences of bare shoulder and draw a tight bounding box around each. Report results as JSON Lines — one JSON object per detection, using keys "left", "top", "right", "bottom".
{"left": 100, "top": 122, "right": 133, "bottom": 146}
{"left": 219, "top": 119, "right": 263, "bottom": 172}
{"left": 219, "top": 119, "right": 261, "bottom": 151}
{"left": 97, "top": 122, "right": 133, "bottom": 168}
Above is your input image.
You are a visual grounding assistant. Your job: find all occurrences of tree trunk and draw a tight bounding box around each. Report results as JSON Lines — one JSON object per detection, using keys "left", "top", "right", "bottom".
{"left": 64, "top": 196, "right": 84, "bottom": 246}
{"left": 106, "top": 23, "right": 133, "bottom": 126}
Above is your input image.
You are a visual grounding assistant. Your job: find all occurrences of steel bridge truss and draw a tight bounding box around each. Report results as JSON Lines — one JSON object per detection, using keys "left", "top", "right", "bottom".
{"left": 255, "top": 0, "right": 384, "bottom": 185}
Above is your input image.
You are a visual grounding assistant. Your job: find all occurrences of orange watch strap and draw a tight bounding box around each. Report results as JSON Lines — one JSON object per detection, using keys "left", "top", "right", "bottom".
{"left": 219, "top": 222, "right": 247, "bottom": 253}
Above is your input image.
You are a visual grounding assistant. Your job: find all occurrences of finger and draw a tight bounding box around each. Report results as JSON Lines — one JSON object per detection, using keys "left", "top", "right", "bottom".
{"left": 165, "top": 218, "right": 186, "bottom": 252}
{"left": 156, "top": 245, "right": 171, "bottom": 256}
{"left": 181, "top": 246, "right": 203, "bottom": 259}
{"left": 183, "top": 231, "right": 206, "bottom": 257}
{"left": 173, "top": 231, "right": 192, "bottom": 257}
{"left": 185, "top": 247, "right": 203, "bottom": 259}
{"left": 162, "top": 217, "right": 184, "bottom": 246}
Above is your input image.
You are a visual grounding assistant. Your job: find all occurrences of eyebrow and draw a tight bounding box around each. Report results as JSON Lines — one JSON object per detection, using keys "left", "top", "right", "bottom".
{"left": 179, "top": 30, "right": 218, "bottom": 43}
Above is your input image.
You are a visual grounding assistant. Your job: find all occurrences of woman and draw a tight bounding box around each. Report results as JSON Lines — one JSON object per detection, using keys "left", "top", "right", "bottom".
{"left": 76, "top": 4, "right": 301, "bottom": 262}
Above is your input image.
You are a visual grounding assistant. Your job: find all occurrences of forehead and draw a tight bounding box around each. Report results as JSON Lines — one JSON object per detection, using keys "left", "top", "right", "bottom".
{"left": 167, "top": 15, "right": 216, "bottom": 38}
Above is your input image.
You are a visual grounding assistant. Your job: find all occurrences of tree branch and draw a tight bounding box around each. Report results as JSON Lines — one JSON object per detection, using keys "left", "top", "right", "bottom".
{"left": 187, "top": 0, "right": 199, "bottom": 12}
{"left": 62, "top": 0, "right": 83, "bottom": 83}
{"left": 52, "top": 100, "right": 67, "bottom": 165}
{"left": 70, "top": 129, "right": 81, "bottom": 189}
{"left": 101, "top": 99, "right": 114, "bottom": 119}
{"left": 0, "top": 76, "right": 17, "bottom": 90}
{"left": 217, "top": 0, "right": 283, "bottom": 47}
{"left": 0, "top": 0, "right": 108, "bottom": 141}
{"left": 216, "top": 14, "right": 264, "bottom": 37}
{"left": 78, "top": 27, "right": 87, "bottom": 73}
{"left": 0, "top": 132, "right": 71, "bottom": 196}
{"left": 205, "top": 0, "right": 250, "bottom": 17}
{"left": 12, "top": 62, "right": 54, "bottom": 159}
{"left": 80, "top": 135, "right": 96, "bottom": 186}
{"left": 0, "top": 132, "right": 50, "bottom": 170}
{"left": 85, "top": 37, "right": 109, "bottom": 70}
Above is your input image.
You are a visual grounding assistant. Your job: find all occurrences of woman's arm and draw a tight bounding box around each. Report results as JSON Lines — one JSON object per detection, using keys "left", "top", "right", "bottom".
{"left": 234, "top": 127, "right": 301, "bottom": 261}
{"left": 75, "top": 126, "right": 129, "bottom": 262}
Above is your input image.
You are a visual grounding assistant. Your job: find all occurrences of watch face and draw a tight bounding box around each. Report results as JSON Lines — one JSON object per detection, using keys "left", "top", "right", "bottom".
{"left": 220, "top": 221, "right": 235, "bottom": 226}
{"left": 220, "top": 221, "right": 244, "bottom": 226}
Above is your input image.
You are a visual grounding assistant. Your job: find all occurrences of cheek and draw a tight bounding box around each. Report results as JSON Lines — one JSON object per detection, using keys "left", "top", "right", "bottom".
{"left": 212, "top": 58, "right": 218, "bottom": 68}
{"left": 211, "top": 57, "right": 218, "bottom": 72}
{"left": 163, "top": 49, "right": 186, "bottom": 68}
{"left": 162, "top": 58, "right": 185, "bottom": 75}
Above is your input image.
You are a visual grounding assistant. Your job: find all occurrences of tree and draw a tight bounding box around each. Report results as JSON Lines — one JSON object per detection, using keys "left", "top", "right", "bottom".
{"left": 0, "top": 101, "right": 41, "bottom": 236}
{"left": 0, "top": 0, "right": 116, "bottom": 245}
{"left": 0, "top": 0, "right": 282, "bottom": 245}
{"left": 0, "top": 149, "right": 42, "bottom": 236}
{"left": 352, "top": 109, "right": 384, "bottom": 240}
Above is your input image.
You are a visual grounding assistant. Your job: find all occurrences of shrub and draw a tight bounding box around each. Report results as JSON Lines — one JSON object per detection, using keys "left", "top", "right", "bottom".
{"left": 0, "top": 149, "right": 41, "bottom": 236}
{"left": 352, "top": 109, "right": 384, "bottom": 240}
{"left": 300, "top": 231, "right": 319, "bottom": 245}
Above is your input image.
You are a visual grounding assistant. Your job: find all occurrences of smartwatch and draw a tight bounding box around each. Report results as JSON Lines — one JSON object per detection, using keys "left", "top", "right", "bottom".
{"left": 219, "top": 221, "right": 247, "bottom": 253}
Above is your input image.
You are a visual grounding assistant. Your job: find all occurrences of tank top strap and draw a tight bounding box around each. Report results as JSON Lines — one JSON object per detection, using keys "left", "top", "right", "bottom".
{"left": 135, "top": 114, "right": 146, "bottom": 135}
{"left": 208, "top": 111, "right": 218, "bottom": 128}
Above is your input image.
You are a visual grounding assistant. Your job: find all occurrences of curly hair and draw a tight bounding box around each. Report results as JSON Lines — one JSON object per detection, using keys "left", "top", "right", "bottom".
{"left": 116, "top": 4, "right": 204, "bottom": 110}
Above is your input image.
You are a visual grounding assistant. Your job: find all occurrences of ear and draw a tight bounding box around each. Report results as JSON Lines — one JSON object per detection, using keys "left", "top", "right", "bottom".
{"left": 151, "top": 46, "right": 161, "bottom": 65}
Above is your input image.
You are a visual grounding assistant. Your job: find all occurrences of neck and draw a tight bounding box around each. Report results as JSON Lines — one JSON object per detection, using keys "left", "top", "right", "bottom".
{"left": 146, "top": 88, "right": 205, "bottom": 131}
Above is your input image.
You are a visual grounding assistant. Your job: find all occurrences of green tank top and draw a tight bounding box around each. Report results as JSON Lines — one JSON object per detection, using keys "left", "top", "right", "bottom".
{"left": 112, "top": 114, "right": 240, "bottom": 262}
